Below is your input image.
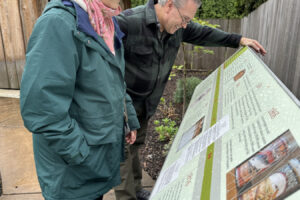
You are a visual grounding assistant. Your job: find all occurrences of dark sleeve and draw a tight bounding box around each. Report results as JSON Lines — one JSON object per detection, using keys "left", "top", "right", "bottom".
{"left": 125, "top": 91, "right": 140, "bottom": 131}
{"left": 182, "top": 21, "right": 242, "bottom": 48}
{"left": 115, "top": 11, "right": 129, "bottom": 43}
{"left": 115, "top": 12, "right": 140, "bottom": 130}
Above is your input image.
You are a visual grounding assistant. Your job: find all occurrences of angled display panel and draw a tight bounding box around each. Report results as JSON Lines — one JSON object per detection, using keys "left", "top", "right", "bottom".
{"left": 150, "top": 47, "right": 300, "bottom": 200}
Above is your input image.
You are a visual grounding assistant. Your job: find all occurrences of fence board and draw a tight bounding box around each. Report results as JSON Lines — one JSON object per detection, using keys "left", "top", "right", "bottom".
{"left": 19, "top": 0, "right": 40, "bottom": 47}
{"left": 37, "top": 0, "right": 48, "bottom": 14}
{"left": 225, "top": 19, "right": 241, "bottom": 59}
{"left": 0, "top": 0, "right": 26, "bottom": 89}
{"left": 293, "top": 48, "right": 300, "bottom": 96}
{"left": 0, "top": 24, "right": 9, "bottom": 88}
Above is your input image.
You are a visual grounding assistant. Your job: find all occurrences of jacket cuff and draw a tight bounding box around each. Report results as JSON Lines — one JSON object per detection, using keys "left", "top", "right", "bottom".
{"left": 230, "top": 33, "right": 242, "bottom": 48}
{"left": 127, "top": 105, "right": 140, "bottom": 131}
{"left": 128, "top": 116, "right": 140, "bottom": 131}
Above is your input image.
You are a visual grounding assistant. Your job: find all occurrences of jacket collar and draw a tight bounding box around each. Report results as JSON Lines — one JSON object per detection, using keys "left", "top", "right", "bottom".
{"left": 60, "top": 0, "right": 124, "bottom": 51}
{"left": 145, "top": 0, "right": 158, "bottom": 26}
{"left": 44, "top": 0, "right": 124, "bottom": 71}
{"left": 71, "top": 1, "right": 99, "bottom": 42}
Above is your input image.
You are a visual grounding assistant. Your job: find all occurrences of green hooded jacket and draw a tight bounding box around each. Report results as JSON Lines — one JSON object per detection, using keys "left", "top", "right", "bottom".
{"left": 20, "top": 1, "right": 140, "bottom": 199}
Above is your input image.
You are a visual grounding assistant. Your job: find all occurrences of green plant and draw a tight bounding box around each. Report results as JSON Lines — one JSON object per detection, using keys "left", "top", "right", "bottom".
{"left": 169, "top": 65, "right": 184, "bottom": 80}
{"left": 154, "top": 118, "right": 178, "bottom": 156}
{"left": 157, "top": 97, "right": 178, "bottom": 119}
{"left": 173, "top": 65, "right": 184, "bottom": 70}
{"left": 154, "top": 118, "right": 178, "bottom": 142}
{"left": 174, "top": 77, "right": 202, "bottom": 106}
{"left": 192, "top": 18, "right": 220, "bottom": 28}
{"left": 198, "top": 0, "right": 268, "bottom": 19}
{"left": 130, "top": 0, "right": 147, "bottom": 7}
{"left": 160, "top": 97, "right": 166, "bottom": 104}
{"left": 154, "top": 96, "right": 179, "bottom": 156}
{"left": 131, "top": 0, "right": 267, "bottom": 19}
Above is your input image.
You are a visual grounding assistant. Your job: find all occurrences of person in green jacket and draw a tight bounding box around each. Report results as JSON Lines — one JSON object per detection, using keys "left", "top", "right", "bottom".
{"left": 20, "top": 0, "right": 140, "bottom": 199}
{"left": 114, "top": 0, "right": 267, "bottom": 199}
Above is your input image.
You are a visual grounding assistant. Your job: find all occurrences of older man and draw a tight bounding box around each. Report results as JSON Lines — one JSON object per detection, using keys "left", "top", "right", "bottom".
{"left": 114, "top": 0, "right": 266, "bottom": 199}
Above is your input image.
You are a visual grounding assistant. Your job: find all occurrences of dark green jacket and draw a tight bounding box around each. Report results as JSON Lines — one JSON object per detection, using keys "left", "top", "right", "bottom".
{"left": 116, "top": 0, "right": 242, "bottom": 119}
{"left": 20, "top": 0, "right": 139, "bottom": 199}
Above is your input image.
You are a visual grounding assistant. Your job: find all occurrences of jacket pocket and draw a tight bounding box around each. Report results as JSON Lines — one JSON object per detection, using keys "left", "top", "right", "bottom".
{"left": 74, "top": 113, "right": 118, "bottom": 145}
{"left": 62, "top": 144, "right": 114, "bottom": 189}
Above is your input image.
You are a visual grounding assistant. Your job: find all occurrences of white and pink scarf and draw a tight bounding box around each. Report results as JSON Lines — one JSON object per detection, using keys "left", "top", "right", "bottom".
{"left": 73, "top": 0, "right": 121, "bottom": 55}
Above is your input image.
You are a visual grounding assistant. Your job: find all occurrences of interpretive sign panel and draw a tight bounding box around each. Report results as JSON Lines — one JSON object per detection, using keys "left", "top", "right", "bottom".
{"left": 150, "top": 47, "right": 300, "bottom": 200}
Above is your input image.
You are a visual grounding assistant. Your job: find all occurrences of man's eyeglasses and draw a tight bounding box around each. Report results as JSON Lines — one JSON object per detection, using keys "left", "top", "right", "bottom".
{"left": 174, "top": 5, "right": 191, "bottom": 26}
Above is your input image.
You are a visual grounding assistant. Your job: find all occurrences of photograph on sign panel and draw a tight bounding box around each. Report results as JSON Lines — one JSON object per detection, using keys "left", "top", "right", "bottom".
{"left": 226, "top": 130, "right": 300, "bottom": 200}
{"left": 238, "top": 157, "right": 300, "bottom": 200}
{"left": 177, "top": 116, "right": 205, "bottom": 151}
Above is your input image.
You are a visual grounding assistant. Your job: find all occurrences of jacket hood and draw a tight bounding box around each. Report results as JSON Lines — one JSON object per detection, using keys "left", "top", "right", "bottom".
{"left": 43, "top": 0, "right": 76, "bottom": 16}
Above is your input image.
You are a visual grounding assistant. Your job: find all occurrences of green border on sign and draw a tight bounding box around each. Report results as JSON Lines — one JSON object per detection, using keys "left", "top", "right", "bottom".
{"left": 224, "top": 46, "right": 248, "bottom": 69}
{"left": 200, "top": 67, "right": 221, "bottom": 200}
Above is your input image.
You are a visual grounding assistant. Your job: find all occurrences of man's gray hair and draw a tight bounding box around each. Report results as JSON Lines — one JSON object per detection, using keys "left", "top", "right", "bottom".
{"left": 158, "top": 0, "right": 201, "bottom": 8}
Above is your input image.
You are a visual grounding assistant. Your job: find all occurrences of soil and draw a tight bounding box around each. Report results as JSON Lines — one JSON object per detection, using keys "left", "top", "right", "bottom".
{"left": 140, "top": 69, "right": 210, "bottom": 180}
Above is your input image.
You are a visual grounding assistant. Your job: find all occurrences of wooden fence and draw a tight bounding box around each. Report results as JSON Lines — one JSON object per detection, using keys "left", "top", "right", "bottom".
{"left": 0, "top": 0, "right": 131, "bottom": 89}
{"left": 0, "top": 0, "right": 48, "bottom": 89}
{"left": 240, "top": 0, "right": 300, "bottom": 99}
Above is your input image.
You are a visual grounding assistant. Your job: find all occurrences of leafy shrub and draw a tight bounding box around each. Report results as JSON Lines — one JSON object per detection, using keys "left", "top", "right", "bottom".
{"left": 131, "top": 0, "right": 147, "bottom": 7}
{"left": 174, "top": 77, "right": 202, "bottom": 106}
{"left": 130, "top": 0, "right": 268, "bottom": 19}
{"left": 198, "top": 0, "right": 268, "bottom": 19}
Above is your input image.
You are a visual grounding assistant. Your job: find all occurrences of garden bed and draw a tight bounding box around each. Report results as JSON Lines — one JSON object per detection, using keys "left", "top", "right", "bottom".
{"left": 140, "top": 69, "right": 210, "bottom": 179}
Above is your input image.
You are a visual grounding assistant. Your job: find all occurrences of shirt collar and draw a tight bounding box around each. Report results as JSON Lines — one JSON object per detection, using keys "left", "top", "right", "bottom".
{"left": 145, "top": 0, "right": 158, "bottom": 26}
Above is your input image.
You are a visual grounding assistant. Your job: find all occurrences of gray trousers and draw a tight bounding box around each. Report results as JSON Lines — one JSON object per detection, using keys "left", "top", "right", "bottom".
{"left": 114, "top": 116, "right": 148, "bottom": 200}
